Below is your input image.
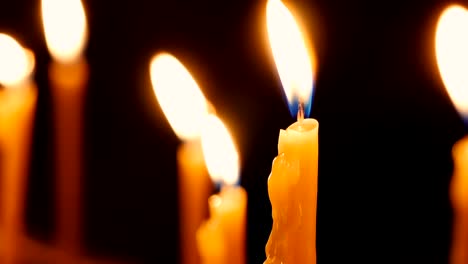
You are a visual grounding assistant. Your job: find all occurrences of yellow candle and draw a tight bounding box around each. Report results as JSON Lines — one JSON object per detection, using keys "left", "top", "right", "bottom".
{"left": 264, "top": 0, "right": 319, "bottom": 263}
{"left": 450, "top": 137, "right": 468, "bottom": 264}
{"left": 41, "top": 0, "right": 88, "bottom": 257}
{"left": 265, "top": 119, "right": 318, "bottom": 264}
{"left": 0, "top": 33, "right": 37, "bottom": 264}
{"left": 435, "top": 5, "right": 468, "bottom": 264}
{"left": 177, "top": 140, "right": 211, "bottom": 264}
{"left": 150, "top": 53, "right": 212, "bottom": 264}
{"left": 197, "top": 115, "right": 247, "bottom": 264}
{"left": 50, "top": 58, "right": 88, "bottom": 256}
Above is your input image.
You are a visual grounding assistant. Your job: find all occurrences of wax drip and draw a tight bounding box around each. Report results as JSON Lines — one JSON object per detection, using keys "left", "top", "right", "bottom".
{"left": 297, "top": 101, "right": 304, "bottom": 124}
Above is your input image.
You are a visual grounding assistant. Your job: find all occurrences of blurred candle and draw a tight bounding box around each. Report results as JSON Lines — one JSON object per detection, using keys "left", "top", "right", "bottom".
{"left": 0, "top": 33, "right": 37, "bottom": 264}
{"left": 264, "top": 1, "right": 319, "bottom": 263}
{"left": 435, "top": 5, "right": 468, "bottom": 264}
{"left": 41, "top": 0, "right": 88, "bottom": 257}
{"left": 150, "top": 53, "right": 211, "bottom": 264}
{"left": 197, "top": 114, "right": 246, "bottom": 264}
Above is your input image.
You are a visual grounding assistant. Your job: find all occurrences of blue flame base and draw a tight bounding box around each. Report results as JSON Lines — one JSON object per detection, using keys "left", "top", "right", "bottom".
{"left": 287, "top": 94, "right": 313, "bottom": 119}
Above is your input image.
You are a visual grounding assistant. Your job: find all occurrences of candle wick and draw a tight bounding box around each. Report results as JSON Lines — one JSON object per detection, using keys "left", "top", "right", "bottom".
{"left": 297, "top": 102, "right": 304, "bottom": 124}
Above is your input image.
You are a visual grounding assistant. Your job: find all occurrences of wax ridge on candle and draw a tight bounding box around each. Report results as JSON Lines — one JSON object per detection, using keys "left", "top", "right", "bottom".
{"left": 265, "top": 153, "right": 301, "bottom": 264}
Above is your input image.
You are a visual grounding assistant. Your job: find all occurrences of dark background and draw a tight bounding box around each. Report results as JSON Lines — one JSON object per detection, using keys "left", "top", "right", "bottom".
{"left": 1, "top": 0, "right": 467, "bottom": 263}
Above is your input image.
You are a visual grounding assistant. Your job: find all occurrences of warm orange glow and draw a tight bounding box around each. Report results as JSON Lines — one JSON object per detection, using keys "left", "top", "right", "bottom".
{"left": 42, "top": 0, "right": 88, "bottom": 63}
{"left": 201, "top": 114, "right": 239, "bottom": 186}
{"left": 150, "top": 53, "right": 209, "bottom": 140}
{"left": 0, "top": 34, "right": 34, "bottom": 87}
{"left": 435, "top": 5, "right": 468, "bottom": 116}
{"left": 266, "top": 0, "right": 315, "bottom": 106}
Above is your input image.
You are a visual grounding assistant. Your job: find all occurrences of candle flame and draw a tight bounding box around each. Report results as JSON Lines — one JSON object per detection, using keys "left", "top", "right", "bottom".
{"left": 435, "top": 5, "right": 468, "bottom": 118}
{"left": 201, "top": 114, "right": 239, "bottom": 186}
{"left": 0, "top": 34, "right": 34, "bottom": 87}
{"left": 42, "top": 0, "right": 88, "bottom": 63}
{"left": 150, "top": 53, "right": 209, "bottom": 140}
{"left": 266, "top": 0, "right": 316, "bottom": 117}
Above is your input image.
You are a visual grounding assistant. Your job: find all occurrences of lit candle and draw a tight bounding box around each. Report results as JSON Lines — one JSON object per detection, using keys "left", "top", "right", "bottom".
{"left": 197, "top": 114, "right": 247, "bottom": 264}
{"left": 263, "top": 0, "right": 319, "bottom": 263}
{"left": 435, "top": 5, "right": 468, "bottom": 264}
{"left": 150, "top": 53, "right": 212, "bottom": 264}
{"left": 41, "top": 0, "right": 88, "bottom": 257}
{"left": 0, "top": 33, "right": 37, "bottom": 264}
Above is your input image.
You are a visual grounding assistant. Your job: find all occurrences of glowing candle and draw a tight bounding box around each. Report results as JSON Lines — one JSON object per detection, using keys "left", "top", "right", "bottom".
{"left": 0, "top": 33, "right": 37, "bottom": 264}
{"left": 41, "top": 0, "right": 88, "bottom": 257}
{"left": 264, "top": 0, "right": 319, "bottom": 263}
{"left": 150, "top": 53, "right": 211, "bottom": 264}
{"left": 435, "top": 5, "right": 468, "bottom": 264}
{"left": 197, "top": 114, "right": 247, "bottom": 264}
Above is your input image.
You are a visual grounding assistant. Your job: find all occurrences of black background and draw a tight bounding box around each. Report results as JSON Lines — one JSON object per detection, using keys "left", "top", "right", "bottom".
{"left": 1, "top": 0, "right": 467, "bottom": 263}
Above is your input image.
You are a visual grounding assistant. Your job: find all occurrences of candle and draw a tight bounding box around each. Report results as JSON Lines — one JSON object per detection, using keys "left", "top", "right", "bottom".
{"left": 197, "top": 114, "right": 247, "bottom": 264}
{"left": 450, "top": 138, "right": 468, "bottom": 264}
{"left": 0, "top": 33, "right": 37, "bottom": 264}
{"left": 264, "top": 0, "right": 319, "bottom": 263}
{"left": 435, "top": 5, "right": 468, "bottom": 264}
{"left": 41, "top": 0, "right": 88, "bottom": 257}
{"left": 150, "top": 53, "right": 212, "bottom": 264}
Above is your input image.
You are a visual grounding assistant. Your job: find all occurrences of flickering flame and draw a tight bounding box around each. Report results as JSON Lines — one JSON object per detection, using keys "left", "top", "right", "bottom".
{"left": 201, "top": 114, "right": 239, "bottom": 186}
{"left": 150, "top": 53, "right": 209, "bottom": 140}
{"left": 435, "top": 5, "right": 468, "bottom": 117}
{"left": 42, "top": 0, "right": 88, "bottom": 63}
{"left": 266, "top": 0, "right": 316, "bottom": 116}
{"left": 0, "top": 34, "right": 34, "bottom": 87}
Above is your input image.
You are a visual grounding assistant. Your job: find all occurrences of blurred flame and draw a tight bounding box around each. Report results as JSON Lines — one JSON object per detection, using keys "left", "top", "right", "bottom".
{"left": 435, "top": 5, "right": 468, "bottom": 117}
{"left": 201, "top": 114, "right": 239, "bottom": 186}
{"left": 0, "top": 34, "right": 34, "bottom": 87}
{"left": 150, "top": 53, "right": 209, "bottom": 140}
{"left": 266, "top": 0, "right": 315, "bottom": 116}
{"left": 42, "top": 0, "right": 88, "bottom": 63}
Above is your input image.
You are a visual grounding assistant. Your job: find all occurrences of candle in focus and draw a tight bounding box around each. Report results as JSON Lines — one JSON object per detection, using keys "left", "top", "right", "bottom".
{"left": 197, "top": 114, "right": 247, "bottom": 264}
{"left": 435, "top": 5, "right": 468, "bottom": 264}
{"left": 264, "top": 0, "right": 319, "bottom": 263}
{"left": 150, "top": 53, "right": 211, "bottom": 264}
{"left": 41, "top": 0, "right": 88, "bottom": 257}
{"left": 0, "top": 33, "right": 37, "bottom": 264}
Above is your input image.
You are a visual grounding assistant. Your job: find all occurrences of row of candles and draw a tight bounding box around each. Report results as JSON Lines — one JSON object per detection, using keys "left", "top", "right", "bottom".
{"left": 0, "top": 0, "right": 467, "bottom": 263}
{"left": 0, "top": 0, "right": 88, "bottom": 262}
